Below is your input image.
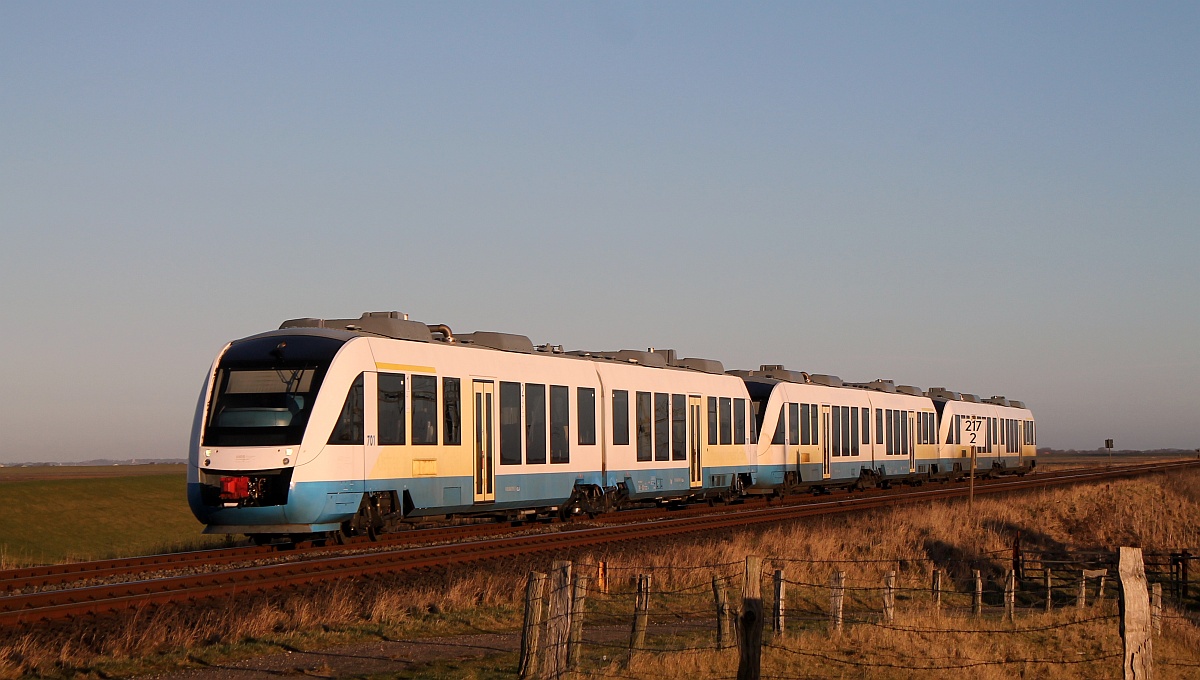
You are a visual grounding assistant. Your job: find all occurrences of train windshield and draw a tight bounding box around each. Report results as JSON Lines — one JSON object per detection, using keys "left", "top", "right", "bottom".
{"left": 203, "top": 334, "right": 345, "bottom": 447}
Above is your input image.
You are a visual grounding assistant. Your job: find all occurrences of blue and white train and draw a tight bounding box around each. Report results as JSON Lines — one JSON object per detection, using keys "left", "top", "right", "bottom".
{"left": 188, "top": 312, "right": 1036, "bottom": 543}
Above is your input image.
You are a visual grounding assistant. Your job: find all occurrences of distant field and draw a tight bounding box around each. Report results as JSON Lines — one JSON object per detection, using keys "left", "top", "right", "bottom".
{"left": 0, "top": 466, "right": 231, "bottom": 566}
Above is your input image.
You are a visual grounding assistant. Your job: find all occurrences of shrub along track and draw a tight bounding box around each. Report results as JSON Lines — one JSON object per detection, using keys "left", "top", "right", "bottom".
{"left": 1, "top": 460, "right": 1195, "bottom": 629}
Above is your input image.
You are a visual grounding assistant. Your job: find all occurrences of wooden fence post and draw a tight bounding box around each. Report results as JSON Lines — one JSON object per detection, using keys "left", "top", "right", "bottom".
{"left": 737, "top": 556, "right": 763, "bottom": 680}
{"left": 773, "top": 569, "right": 786, "bottom": 634}
{"left": 883, "top": 571, "right": 896, "bottom": 623}
{"left": 830, "top": 571, "right": 845, "bottom": 634}
{"left": 629, "top": 574, "right": 651, "bottom": 654}
{"left": 519, "top": 571, "right": 548, "bottom": 680}
{"left": 932, "top": 569, "right": 942, "bottom": 612}
{"left": 597, "top": 561, "right": 608, "bottom": 594}
{"left": 567, "top": 575, "right": 589, "bottom": 671}
{"left": 973, "top": 570, "right": 982, "bottom": 617}
{"left": 713, "top": 575, "right": 733, "bottom": 649}
{"left": 1118, "top": 547, "right": 1153, "bottom": 679}
{"left": 1078, "top": 571, "right": 1087, "bottom": 609}
{"left": 1151, "top": 583, "right": 1162, "bottom": 636}
{"left": 1045, "top": 568, "right": 1053, "bottom": 613}
{"left": 1005, "top": 569, "right": 1015, "bottom": 622}
{"left": 542, "top": 561, "right": 574, "bottom": 680}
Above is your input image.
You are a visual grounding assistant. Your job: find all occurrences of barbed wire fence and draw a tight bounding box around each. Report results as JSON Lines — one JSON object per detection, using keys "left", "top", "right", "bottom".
{"left": 515, "top": 547, "right": 1198, "bottom": 680}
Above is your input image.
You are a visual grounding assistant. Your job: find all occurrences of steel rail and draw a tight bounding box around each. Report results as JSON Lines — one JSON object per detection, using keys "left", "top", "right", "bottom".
{"left": 1, "top": 459, "right": 1194, "bottom": 628}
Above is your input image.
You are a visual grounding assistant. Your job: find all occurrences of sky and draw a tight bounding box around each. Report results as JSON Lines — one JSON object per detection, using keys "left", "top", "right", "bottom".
{"left": 1, "top": 1, "right": 1197, "bottom": 463}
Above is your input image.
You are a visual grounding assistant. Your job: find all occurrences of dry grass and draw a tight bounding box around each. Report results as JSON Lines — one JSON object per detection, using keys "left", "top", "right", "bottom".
{"left": 1, "top": 470, "right": 1198, "bottom": 679}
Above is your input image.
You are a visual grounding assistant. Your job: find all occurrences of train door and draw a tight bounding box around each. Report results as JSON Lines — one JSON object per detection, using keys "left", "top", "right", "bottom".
{"left": 472, "top": 380, "right": 495, "bottom": 503}
{"left": 821, "top": 404, "right": 832, "bottom": 479}
{"left": 689, "top": 395, "right": 703, "bottom": 488}
{"left": 908, "top": 411, "right": 916, "bottom": 473}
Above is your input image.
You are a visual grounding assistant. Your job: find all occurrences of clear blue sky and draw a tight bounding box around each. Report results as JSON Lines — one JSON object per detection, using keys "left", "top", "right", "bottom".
{"left": 2, "top": 1, "right": 1197, "bottom": 462}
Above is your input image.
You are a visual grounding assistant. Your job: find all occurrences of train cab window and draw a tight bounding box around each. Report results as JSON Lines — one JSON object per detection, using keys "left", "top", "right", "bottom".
{"left": 672, "top": 394, "right": 686, "bottom": 460}
{"left": 707, "top": 397, "right": 718, "bottom": 445}
{"left": 613, "top": 390, "right": 630, "bottom": 446}
{"left": 526, "top": 383, "right": 547, "bottom": 464}
{"left": 499, "top": 382, "right": 522, "bottom": 465}
{"left": 375, "top": 373, "right": 402, "bottom": 445}
{"left": 412, "top": 375, "right": 438, "bottom": 445}
{"left": 550, "top": 385, "right": 569, "bottom": 463}
{"left": 734, "top": 398, "right": 746, "bottom": 445}
{"left": 719, "top": 397, "right": 733, "bottom": 445}
{"left": 655, "top": 393, "right": 670, "bottom": 461}
{"left": 578, "top": 387, "right": 596, "bottom": 446}
{"left": 443, "top": 377, "right": 461, "bottom": 446}
{"left": 636, "top": 392, "right": 652, "bottom": 461}
{"left": 772, "top": 406, "right": 785, "bottom": 445}
{"left": 791, "top": 403, "right": 802, "bottom": 445}
{"left": 332, "top": 373, "right": 367, "bottom": 445}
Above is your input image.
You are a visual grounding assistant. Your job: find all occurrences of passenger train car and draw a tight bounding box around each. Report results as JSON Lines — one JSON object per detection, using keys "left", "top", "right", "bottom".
{"left": 188, "top": 312, "right": 1036, "bottom": 542}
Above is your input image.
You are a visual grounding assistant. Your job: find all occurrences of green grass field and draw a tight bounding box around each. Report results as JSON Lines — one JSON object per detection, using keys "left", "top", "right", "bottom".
{"left": 0, "top": 467, "right": 230, "bottom": 566}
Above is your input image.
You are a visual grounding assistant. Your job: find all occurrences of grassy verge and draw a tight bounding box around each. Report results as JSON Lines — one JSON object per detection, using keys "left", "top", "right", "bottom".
{"left": 1, "top": 470, "right": 1198, "bottom": 679}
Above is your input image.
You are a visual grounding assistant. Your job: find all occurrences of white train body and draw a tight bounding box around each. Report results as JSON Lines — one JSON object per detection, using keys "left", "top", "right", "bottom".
{"left": 188, "top": 313, "right": 1036, "bottom": 539}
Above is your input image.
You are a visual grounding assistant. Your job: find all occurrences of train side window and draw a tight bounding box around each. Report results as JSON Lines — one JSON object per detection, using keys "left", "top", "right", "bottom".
{"left": 719, "top": 397, "right": 732, "bottom": 445}
{"left": 876, "top": 408, "right": 884, "bottom": 445}
{"left": 772, "top": 405, "right": 785, "bottom": 445}
{"left": 443, "top": 377, "right": 461, "bottom": 446}
{"left": 796, "top": 403, "right": 806, "bottom": 445}
{"left": 809, "top": 405, "right": 819, "bottom": 445}
{"left": 885, "top": 409, "right": 894, "bottom": 455}
{"left": 830, "top": 406, "right": 840, "bottom": 456}
{"left": 707, "top": 397, "right": 718, "bottom": 445}
{"left": 332, "top": 373, "right": 366, "bottom": 445}
{"left": 550, "top": 385, "right": 569, "bottom": 464}
{"left": 412, "top": 375, "right": 438, "bottom": 445}
{"left": 526, "top": 383, "right": 547, "bottom": 464}
{"left": 672, "top": 394, "right": 687, "bottom": 460}
{"left": 900, "top": 411, "right": 910, "bottom": 456}
{"left": 578, "top": 387, "right": 596, "bottom": 446}
{"left": 374, "top": 373, "right": 401, "bottom": 445}
{"left": 655, "top": 393, "right": 670, "bottom": 461}
{"left": 851, "top": 407, "right": 859, "bottom": 455}
{"left": 733, "top": 398, "right": 746, "bottom": 445}
{"left": 613, "top": 390, "right": 630, "bottom": 446}
{"left": 499, "top": 381, "right": 522, "bottom": 465}
{"left": 748, "top": 401, "right": 757, "bottom": 444}
{"left": 861, "top": 408, "right": 870, "bottom": 449}
{"left": 637, "top": 392, "right": 653, "bottom": 461}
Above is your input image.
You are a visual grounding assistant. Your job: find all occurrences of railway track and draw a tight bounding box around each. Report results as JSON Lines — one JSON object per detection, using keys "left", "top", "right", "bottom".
{"left": 2, "top": 460, "right": 1195, "bottom": 628}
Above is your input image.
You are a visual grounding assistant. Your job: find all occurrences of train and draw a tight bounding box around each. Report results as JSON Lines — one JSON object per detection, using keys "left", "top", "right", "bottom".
{"left": 188, "top": 312, "right": 1036, "bottom": 543}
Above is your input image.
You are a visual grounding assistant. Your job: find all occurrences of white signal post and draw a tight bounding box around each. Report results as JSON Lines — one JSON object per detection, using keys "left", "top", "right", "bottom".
{"left": 961, "top": 416, "right": 984, "bottom": 516}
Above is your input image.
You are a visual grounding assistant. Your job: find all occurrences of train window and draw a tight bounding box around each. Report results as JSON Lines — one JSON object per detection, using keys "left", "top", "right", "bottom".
{"left": 850, "top": 407, "right": 859, "bottom": 456}
{"left": 578, "top": 387, "right": 596, "bottom": 446}
{"left": 876, "top": 408, "right": 884, "bottom": 445}
{"left": 719, "top": 397, "right": 733, "bottom": 445}
{"left": 443, "top": 377, "right": 461, "bottom": 446}
{"left": 734, "top": 398, "right": 746, "bottom": 445}
{"left": 1000, "top": 418, "right": 1006, "bottom": 445}
{"left": 526, "top": 383, "right": 547, "bottom": 464}
{"left": 707, "top": 397, "right": 718, "bottom": 445}
{"left": 499, "top": 382, "right": 522, "bottom": 466}
{"left": 655, "top": 393, "right": 670, "bottom": 461}
{"left": 550, "top": 385, "right": 569, "bottom": 464}
{"left": 613, "top": 390, "right": 630, "bottom": 446}
{"left": 637, "top": 392, "right": 653, "bottom": 461}
{"left": 672, "top": 394, "right": 686, "bottom": 460}
{"left": 835, "top": 407, "right": 844, "bottom": 460}
{"left": 809, "top": 405, "right": 819, "bottom": 445}
{"left": 772, "top": 406, "right": 785, "bottom": 445}
{"left": 885, "top": 409, "right": 895, "bottom": 455}
{"left": 900, "top": 411, "right": 910, "bottom": 457}
{"left": 412, "top": 375, "right": 438, "bottom": 445}
{"left": 749, "top": 402, "right": 757, "bottom": 444}
{"left": 332, "top": 373, "right": 366, "bottom": 445}
{"left": 861, "top": 408, "right": 869, "bottom": 449}
{"left": 375, "top": 373, "right": 402, "bottom": 446}
{"left": 792, "top": 403, "right": 802, "bottom": 446}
